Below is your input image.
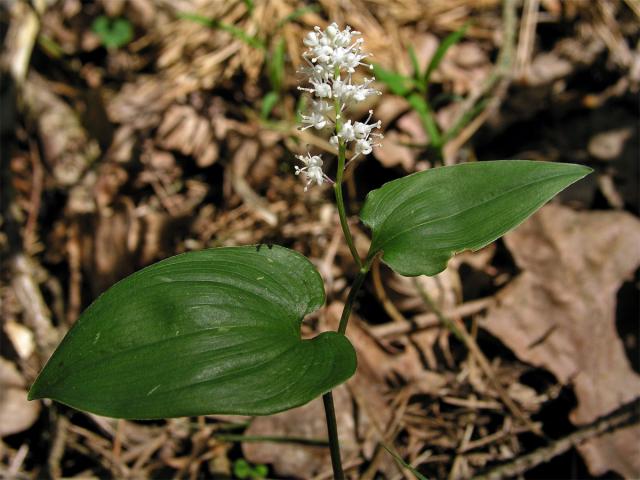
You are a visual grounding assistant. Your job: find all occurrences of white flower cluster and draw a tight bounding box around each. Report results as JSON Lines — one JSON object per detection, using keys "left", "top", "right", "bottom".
{"left": 295, "top": 23, "right": 382, "bottom": 190}
{"left": 330, "top": 110, "right": 381, "bottom": 158}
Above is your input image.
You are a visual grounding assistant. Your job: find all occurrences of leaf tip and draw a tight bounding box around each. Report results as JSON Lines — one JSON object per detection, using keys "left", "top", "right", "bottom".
{"left": 27, "top": 360, "right": 56, "bottom": 402}
{"left": 568, "top": 163, "right": 593, "bottom": 177}
{"left": 27, "top": 383, "right": 42, "bottom": 401}
{"left": 579, "top": 164, "right": 594, "bottom": 176}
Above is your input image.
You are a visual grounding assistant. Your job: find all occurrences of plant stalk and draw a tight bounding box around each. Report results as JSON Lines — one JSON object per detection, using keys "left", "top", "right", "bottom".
{"left": 322, "top": 98, "right": 373, "bottom": 480}
{"left": 322, "top": 210, "right": 373, "bottom": 476}
{"left": 322, "top": 392, "right": 345, "bottom": 480}
{"left": 338, "top": 262, "right": 371, "bottom": 334}
{"left": 334, "top": 141, "right": 362, "bottom": 269}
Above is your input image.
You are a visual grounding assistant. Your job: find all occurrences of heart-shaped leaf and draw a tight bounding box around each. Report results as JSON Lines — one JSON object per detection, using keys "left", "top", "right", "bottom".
{"left": 361, "top": 160, "right": 591, "bottom": 276}
{"left": 29, "top": 246, "right": 356, "bottom": 419}
{"left": 91, "top": 16, "right": 133, "bottom": 49}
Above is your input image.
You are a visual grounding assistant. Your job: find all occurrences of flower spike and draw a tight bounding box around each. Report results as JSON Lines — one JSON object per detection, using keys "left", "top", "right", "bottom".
{"left": 295, "top": 23, "right": 383, "bottom": 191}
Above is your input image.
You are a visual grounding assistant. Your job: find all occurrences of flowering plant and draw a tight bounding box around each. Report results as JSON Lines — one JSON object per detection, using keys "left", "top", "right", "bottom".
{"left": 29, "top": 23, "right": 590, "bottom": 478}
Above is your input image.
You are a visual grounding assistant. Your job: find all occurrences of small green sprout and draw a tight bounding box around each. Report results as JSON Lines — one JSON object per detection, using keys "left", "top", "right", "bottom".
{"left": 233, "top": 459, "right": 268, "bottom": 479}
{"left": 91, "top": 16, "right": 133, "bottom": 50}
{"left": 373, "top": 24, "right": 470, "bottom": 160}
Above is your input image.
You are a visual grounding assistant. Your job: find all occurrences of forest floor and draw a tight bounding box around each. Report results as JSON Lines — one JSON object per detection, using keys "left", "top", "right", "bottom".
{"left": 1, "top": 0, "right": 639, "bottom": 479}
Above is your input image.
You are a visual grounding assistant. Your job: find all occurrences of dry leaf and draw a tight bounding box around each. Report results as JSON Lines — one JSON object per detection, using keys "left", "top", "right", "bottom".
{"left": 397, "top": 110, "right": 428, "bottom": 145}
{"left": 525, "top": 52, "right": 573, "bottom": 87}
{"left": 242, "top": 386, "right": 357, "bottom": 478}
{"left": 408, "top": 33, "right": 439, "bottom": 74}
{"left": 389, "top": 266, "right": 462, "bottom": 312}
{"left": 23, "top": 74, "right": 100, "bottom": 186}
{"left": 3, "top": 319, "right": 35, "bottom": 359}
{"left": 372, "top": 130, "right": 417, "bottom": 170}
{"left": 437, "top": 41, "right": 491, "bottom": 95}
{"left": 108, "top": 78, "right": 173, "bottom": 130}
{"left": 482, "top": 204, "right": 640, "bottom": 477}
{"left": 156, "top": 104, "right": 218, "bottom": 168}
{"left": 0, "top": 358, "right": 40, "bottom": 437}
{"left": 588, "top": 127, "right": 633, "bottom": 161}
{"left": 374, "top": 96, "right": 409, "bottom": 128}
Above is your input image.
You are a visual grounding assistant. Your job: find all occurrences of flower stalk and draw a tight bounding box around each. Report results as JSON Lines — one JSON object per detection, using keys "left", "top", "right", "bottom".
{"left": 296, "top": 22, "right": 383, "bottom": 478}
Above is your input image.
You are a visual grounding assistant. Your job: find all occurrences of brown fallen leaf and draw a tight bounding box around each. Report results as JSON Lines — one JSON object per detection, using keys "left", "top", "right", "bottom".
{"left": 397, "top": 110, "right": 429, "bottom": 146}
{"left": 3, "top": 319, "right": 35, "bottom": 360}
{"left": 0, "top": 358, "right": 40, "bottom": 437}
{"left": 23, "top": 74, "right": 100, "bottom": 187}
{"left": 588, "top": 127, "right": 633, "bottom": 161}
{"left": 242, "top": 386, "right": 358, "bottom": 478}
{"left": 374, "top": 96, "right": 409, "bottom": 129}
{"left": 107, "top": 78, "right": 173, "bottom": 130}
{"left": 389, "top": 265, "right": 462, "bottom": 312}
{"left": 481, "top": 204, "right": 640, "bottom": 478}
{"left": 438, "top": 41, "right": 492, "bottom": 95}
{"left": 156, "top": 104, "right": 218, "bottom": 168}
{"left": 405, "top": 33, "right": 439, "bottom": 76}
{"left": 372, "top": 130, "right": 417, "bottom": 170}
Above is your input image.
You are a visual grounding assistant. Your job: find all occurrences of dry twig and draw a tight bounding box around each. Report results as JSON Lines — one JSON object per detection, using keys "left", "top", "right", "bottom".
{"left": 472, "top": 398, "right": 640, "bottom": 480}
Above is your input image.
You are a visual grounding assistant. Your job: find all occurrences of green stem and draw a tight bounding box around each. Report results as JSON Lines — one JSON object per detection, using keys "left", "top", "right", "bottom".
{"left": 337, "top": 260, "right": 372, "bottom": 334}
{"left": 334, "top": 141, "right": 362, "bottom": 269}
{"left": 322, "top": 392, "right": 345, "bottom": 480}
{"left": 322, "top": 92, "right": 373, "bottom": 480}
{"left": 321, "top": 253, "right": 373, "bottom": 479}
{"left": 411, "top": 277, "right": 464, "bottom": 341}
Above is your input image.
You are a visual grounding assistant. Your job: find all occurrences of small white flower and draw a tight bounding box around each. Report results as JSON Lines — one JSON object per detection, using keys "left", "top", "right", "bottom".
{"left": 335, "top": 41, "right": 368, "bottom": 73}
{"left": 334, "top": 26, "right": 359, "bottom": 47}
{"left": 337, "top": 120, "right": 356, "bottom": 142}
{"left": 312, "top": 45, "right": 334, "bottom": 64}
{"left": 303, "top": 31, "right": 320, "bottom": 48}
{"left": 325, "top": 23, "right": 339, "bottom": 39}
{"left": 351, "top": 78, "right": 380, "bottom": 102}
{"left": 350, "top": 111, "right": 383, "bottom": 159}
{"left": 354, "top": 138, "right": 373, "bottom": 156}
{"left": 295, "top": 153, "right": 327, "bottom": 191}
{"left": 300, "top": 100, "right": 332, "bottom": 130}
{"left": 353, "top": 113, "right": 382, "bottom": 139}
{"left": 298, "top": 61, "right": 332, "bottom": 85}
{"left": 331, "top": 78, "right": 352, "bottom": 103}
{"left": 298, "top": 79, "right": 332, "bottom": 98}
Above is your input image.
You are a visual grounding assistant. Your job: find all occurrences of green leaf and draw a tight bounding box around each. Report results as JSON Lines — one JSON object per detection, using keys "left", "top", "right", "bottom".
{"left": 261, "top": 91, "right": 280, "bottom": 119}
{"left": 360, "top": 161, "right": 592, "bottom": 277}
{"left": 29, "top": 246, "right": 356, "bottom": 419}
{"left": 233, "top": 459, "right": 268, "bottom": 479}
{"left": 243, "top": 0, "right": 255, "bottom": 13}
{"left": 234, "top": 459, "right": 251, "bottom": 479}
{"left": 382, "top": 444, "right": 429, "bottom": 480}
{"left": 268, "top": 38, "right": 286, "bottom": 91}
{"left": 372, "top": 64, "right": 414, "bottom": 96}
{"left": 442, "top": 97, "right": 488, "bottom": 144}
{"left": 253, "top": 464, "right": 269, "bottom": 478}
{"left": 91, "top": 16, "right": 133, "bottom": 49}
{"left": 38, "top": 34, "right": 64, "bottom": 59}
{"left": 408, "top": 45, "right": 421, "bottom": 82}
{"left": 406, "top": 93, "right": 441, "bottom": 147}
{"left": 423, "top": 23, "right": 469, "bottom": 85}
{"left": 177, "top": 12, "right": 265, "bottom": 50}
{"left": 295, "top": 95, "right": 308, "bottom": 124}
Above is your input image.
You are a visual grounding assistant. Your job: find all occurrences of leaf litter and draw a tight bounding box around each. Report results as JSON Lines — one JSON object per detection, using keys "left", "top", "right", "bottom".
{"left": 1, "top": 0, "right": 638, "bottom": 478}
